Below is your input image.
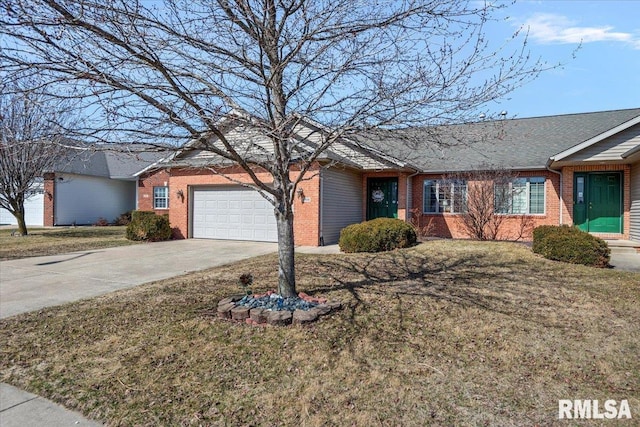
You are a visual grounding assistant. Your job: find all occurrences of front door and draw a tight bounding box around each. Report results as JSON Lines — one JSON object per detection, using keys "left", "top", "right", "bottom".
{"left": 367, "top": 178, "right": 398, "bottom": 220}
{"left": 574, "top": 172, "right": 622, "bottom": 233}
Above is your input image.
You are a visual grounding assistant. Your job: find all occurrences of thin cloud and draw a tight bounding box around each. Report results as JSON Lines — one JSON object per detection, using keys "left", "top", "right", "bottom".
{"left": 522, "top": 13, "right": 640, "bottom": 49}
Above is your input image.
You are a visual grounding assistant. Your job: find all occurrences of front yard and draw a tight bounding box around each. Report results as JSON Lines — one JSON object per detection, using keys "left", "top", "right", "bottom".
{"left": 0, "top": 240, "right": 638, "bottom": 425}
{"left": 0, "top": 226, "right": 138, "bottom": 260}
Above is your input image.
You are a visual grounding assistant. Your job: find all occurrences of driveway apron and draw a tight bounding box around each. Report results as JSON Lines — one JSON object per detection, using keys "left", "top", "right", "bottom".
{"left": 0, "top": 239, "right": 277, "bottom": 319}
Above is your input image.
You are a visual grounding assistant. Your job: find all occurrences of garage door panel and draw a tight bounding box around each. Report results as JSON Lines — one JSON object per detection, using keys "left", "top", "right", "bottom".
{"left": 192, "top": 187, "right": 277, "bottom": 242}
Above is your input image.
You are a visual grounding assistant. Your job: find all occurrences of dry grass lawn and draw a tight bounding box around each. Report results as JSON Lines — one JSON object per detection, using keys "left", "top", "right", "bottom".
{"left": 0, "top": 240, "right": 638, "bottom": 426}
{"left": 0, "top": 226, "right": 138, "bottom": 260}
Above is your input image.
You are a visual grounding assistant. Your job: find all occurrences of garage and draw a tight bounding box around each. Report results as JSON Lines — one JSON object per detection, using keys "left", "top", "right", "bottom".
{"left": 191, "top": 186, "right": 278, "bottom": 242}
{"left": 0, "top": 188, "right": 44, "bottom": 226}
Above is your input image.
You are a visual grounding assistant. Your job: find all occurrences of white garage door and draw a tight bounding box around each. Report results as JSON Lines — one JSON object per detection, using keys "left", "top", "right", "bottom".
{"left": 0, "top": 190, "right": 44, "bottom": 226}
{"left": 192, "top": 187, "right": 278, "bottom": 242}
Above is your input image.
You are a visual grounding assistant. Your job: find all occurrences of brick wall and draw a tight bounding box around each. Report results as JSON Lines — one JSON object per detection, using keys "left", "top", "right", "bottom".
{"left": 139, "top": 166, "right": 321, "bottom": 245}
{"left": 409, "top": 170, "right": 562, "bottom": 241}
{"left": 43, "top": 173, "right": 55, "bottom": 226}
{"left": 137, "top": 169, "right": 171, "bottom": 213}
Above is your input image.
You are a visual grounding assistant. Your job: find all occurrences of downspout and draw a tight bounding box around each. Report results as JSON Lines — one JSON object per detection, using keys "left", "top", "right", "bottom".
{"left": 546, "top": 159, "right": 563, "bottom": 225}
{"left": 319, "top": 169, "right": 324, "bottom": 246}
{"left": 406, "top": 170, "right": 420, "bottom": 222}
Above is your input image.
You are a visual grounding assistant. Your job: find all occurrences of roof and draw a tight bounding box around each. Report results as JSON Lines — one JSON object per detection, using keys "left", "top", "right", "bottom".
{"left": 159, "top": 116, "right": 411, "bottom": 172}
{"left": 54, "top": 145, "right": 167, "bottom": 179}
{"left": 358, "top": 108, "right": 640, "bottom": 172}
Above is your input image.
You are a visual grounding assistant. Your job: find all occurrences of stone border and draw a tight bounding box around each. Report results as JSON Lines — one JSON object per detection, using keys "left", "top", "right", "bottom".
{"left": 216, "top": 294, "right": 342, "bottom": 326}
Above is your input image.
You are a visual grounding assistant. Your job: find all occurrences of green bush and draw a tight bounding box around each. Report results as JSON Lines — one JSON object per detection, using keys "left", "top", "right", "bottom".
{"left": 339, "top": 218, "right": 417, "bottom": 253}
{"left": 126, "top": 211, "right": 172, "bottom": 242}
{"left": 532, "top": 225, "right": 610, "bottom": 267}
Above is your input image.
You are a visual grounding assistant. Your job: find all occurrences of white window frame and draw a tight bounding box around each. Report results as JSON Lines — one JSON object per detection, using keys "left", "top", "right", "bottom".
{"left": 153, "top": 186, "right": 169, "bottom": 209}
{"left": 423, "top": 179, "right": 467, "bottom": 214}
{"left": 495, "top": 177, "right": 545, "bottom": 215}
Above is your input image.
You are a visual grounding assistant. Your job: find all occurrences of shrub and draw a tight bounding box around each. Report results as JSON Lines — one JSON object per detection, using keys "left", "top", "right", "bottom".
{"left": 339, "top": 218, "right": 417, "bottom": 253}
{"left": 115, "top": 211, "right": 132, "bottom": 226}
{"left": 532, "top": 225, "right": 610, "bottom": 267}
{"left": 126, "top": 210, "right": 172, "bottom": 241}
{"left": 93, "top": 217, "right": 110, "bottom": 227}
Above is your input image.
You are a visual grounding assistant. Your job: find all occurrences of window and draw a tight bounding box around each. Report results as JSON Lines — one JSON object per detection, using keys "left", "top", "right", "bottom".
{"left": 495, "top": 177, "right": 545, "bottom": 214}
{"left": 423, "top": 180, "right": 467, "bottom": 213}
{"left": 153, "top": 186, "right": 169, "bottom": 209}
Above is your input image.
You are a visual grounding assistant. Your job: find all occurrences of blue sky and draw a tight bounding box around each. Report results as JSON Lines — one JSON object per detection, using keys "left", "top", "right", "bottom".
{"left": 484, "top": 0, "right": 640, "bottom": 119}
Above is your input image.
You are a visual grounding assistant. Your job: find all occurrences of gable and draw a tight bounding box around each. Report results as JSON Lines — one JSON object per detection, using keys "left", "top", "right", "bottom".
{"left": 560, "top": 123, "right": 640, "bottom": 163}
{"left": 170, "top": 117, "right": 409, "bottom": 171}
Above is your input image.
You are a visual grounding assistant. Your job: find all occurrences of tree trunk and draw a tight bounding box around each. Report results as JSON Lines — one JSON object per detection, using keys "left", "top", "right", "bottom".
{"left": 275, "top": 202, "right": 296, "bottom": 298}
{"left": 15, "top": 208, "right": 28, "bottom": 236}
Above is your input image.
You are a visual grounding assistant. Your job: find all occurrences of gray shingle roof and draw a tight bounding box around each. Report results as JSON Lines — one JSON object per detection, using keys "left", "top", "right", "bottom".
{"left": 55, "top": 145, "right": 167, "bottom": 179}
{"left": 357, "top": 108, "right": 640, "bottom": 172}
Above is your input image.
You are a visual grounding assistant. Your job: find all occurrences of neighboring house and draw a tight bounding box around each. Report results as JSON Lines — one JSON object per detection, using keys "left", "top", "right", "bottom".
{"left": 136, "top": 108, "right": 640, "bottom": 245}
{"left": 0, "top": 148, "right": 164, "bottom": 227}
{"left": 0, "top": 180, "right": 45, "bottom": 226}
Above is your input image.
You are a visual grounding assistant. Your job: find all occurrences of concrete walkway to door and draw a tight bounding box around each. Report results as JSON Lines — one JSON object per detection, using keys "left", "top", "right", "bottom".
{"left": 0, "top": 239, "right": 278, "bottom": 319}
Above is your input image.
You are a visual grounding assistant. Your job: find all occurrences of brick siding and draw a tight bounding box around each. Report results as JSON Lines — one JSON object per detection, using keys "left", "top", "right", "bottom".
{"left": 139, "top": 164, "right": 631, "bottom": 245}
{"left": 138, "top": 166, "right": 321, "bottom": 245}
{"left": 409, "top": 170, "right": 562, "bottom": 241}
{"left": 43, "top": 173, "right": 55, "bottom": 226}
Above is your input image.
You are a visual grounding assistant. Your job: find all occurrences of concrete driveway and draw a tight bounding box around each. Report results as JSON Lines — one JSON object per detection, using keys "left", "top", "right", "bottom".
{"left": 0, "top": 239, "right": 277, "bottom": 319}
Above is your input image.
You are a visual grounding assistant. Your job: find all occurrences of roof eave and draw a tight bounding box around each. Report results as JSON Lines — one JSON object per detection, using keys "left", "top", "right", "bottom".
{"left": 622, "top": 144, "right": 640, "bottom": 159}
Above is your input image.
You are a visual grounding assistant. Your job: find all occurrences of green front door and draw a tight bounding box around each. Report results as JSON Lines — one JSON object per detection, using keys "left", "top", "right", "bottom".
{"left": 367, "top": 178, "right": 398, "bottom": 220}
{"left": 574, "top": 172, "right": 622, "bottom": 233}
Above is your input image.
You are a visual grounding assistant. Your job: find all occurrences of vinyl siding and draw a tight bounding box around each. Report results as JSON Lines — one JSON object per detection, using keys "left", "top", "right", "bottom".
{"left": 55, "top": 173, "right": 136, "bottom": 225}
{"left": 181, "top": 122, "right": 395, "bottom": 170}
{"left": 0, "top": 184, "right": 44, "bottom": 226}
{"left": 321, "top": 167, "right": 363, "bottom": 245}
{"left": 183, "top": 124, "right": 275, "bottom": 162}
{"left": 564, "top": 123, "right": 640, "bottom": 162}
{"left": 630, "top": 160, "right": 640, "bottom": 241}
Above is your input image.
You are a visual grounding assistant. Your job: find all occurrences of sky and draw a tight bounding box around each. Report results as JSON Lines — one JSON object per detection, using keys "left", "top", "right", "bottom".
{"left": 483, "top": 0, "right": 640, "bottom": 119}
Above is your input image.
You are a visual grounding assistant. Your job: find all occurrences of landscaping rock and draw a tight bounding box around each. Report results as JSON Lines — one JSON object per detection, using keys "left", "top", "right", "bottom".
{"left": 292, "top": 309, "right": 319, "bottom": 325}
{"left": 217, "top": 302, "right": 235, "bottom": 319}
{"left": 218, "top": 295, "right": 245, "bottom": 306}
{"left": 230, "top": 306, "right": 251, "bottom": 321}
{"left": 325, "top": 301, "right": 343, "bottom": 310}
{"left": 312, "top": 304, "right": 332, "bottom": 316}
{"left": 267, "top": 310, "right": 292, "bottom": 326}
{"left": 250, "top": 308, "right": 269, "bottom": 324}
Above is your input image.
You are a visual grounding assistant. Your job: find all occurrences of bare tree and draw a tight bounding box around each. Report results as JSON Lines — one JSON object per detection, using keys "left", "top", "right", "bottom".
{"left": 0, "top": 84, "right": 67, "bottom": 235}
{"left": 0, "top": 0, "right": 546, "bottom": 296}
{"left": 442, "top": 168, "right": 535, "bottom": 241}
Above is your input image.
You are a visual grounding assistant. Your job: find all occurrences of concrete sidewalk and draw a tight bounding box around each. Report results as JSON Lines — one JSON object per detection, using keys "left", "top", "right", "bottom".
{"left": 607, "top": 240, "right": 640, "bottom": 273}
{"left": 0, "top": 383, "right": 102, "bottom": 427}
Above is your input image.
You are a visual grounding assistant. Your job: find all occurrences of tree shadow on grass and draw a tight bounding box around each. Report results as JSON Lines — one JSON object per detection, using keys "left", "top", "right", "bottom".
{"left": 305, "top": 249, "right": 587, "bottom": 332}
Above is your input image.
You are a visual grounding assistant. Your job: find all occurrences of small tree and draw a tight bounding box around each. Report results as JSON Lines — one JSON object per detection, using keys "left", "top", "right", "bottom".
{"left": 443, "top": 169, "right": 534, "bottom": 241}
{"left": 0, "top": 85, "right": 67, "bottom": 235}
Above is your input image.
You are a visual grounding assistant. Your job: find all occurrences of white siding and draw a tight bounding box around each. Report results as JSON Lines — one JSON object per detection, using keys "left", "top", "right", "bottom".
{"left": 321, "top": 167, "right": 363, "bottom": 245}
{"left": 630, "top": 160, "right": 640, "bottom": 241}
{"left": 564, "top": 124, "right": 640, "bottom": 162}
{"left": 0, "top": 186, "right": 44, "bottom": 226}
{"left": 55, "top": 173, "right": 136, "bottom": 225}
